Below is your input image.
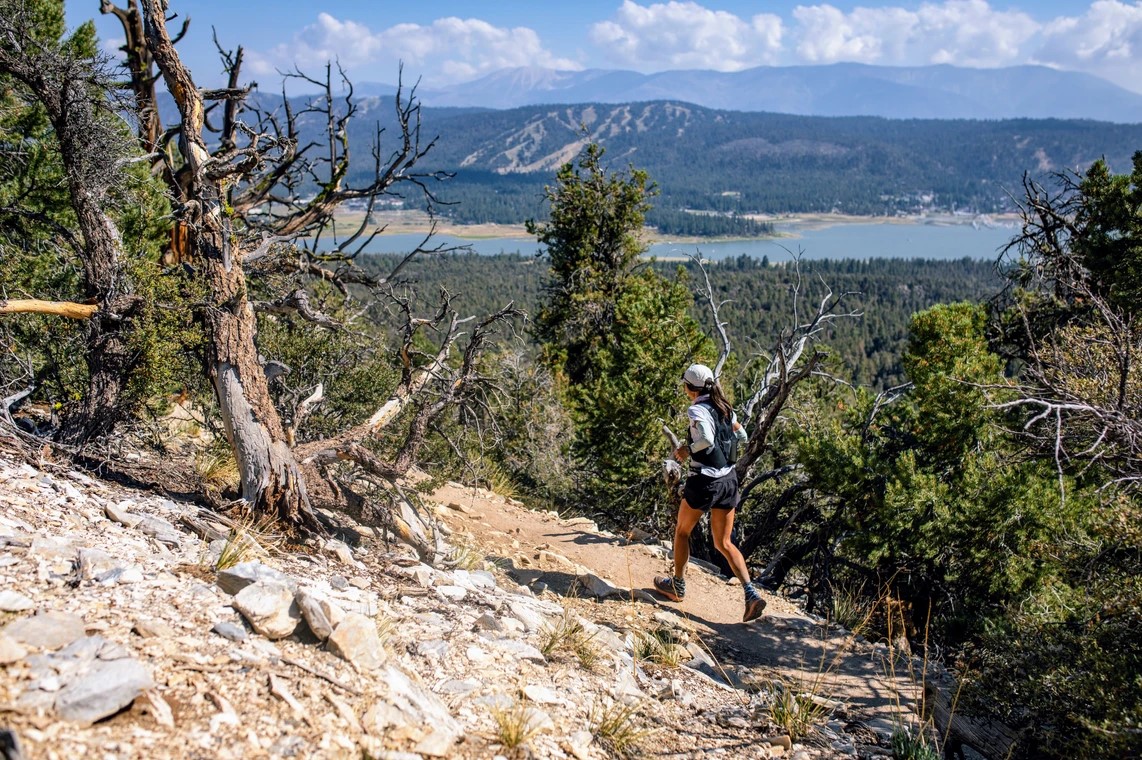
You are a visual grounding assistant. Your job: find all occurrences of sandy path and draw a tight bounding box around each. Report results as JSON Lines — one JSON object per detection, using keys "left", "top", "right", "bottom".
{"left": 427, "top": 482, "right": 920, "bottom": 734}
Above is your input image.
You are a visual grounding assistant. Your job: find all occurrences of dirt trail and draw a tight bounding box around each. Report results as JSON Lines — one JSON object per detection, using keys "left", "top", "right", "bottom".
{"left": 427, "top": 482, "right": 920, "bottom": 736}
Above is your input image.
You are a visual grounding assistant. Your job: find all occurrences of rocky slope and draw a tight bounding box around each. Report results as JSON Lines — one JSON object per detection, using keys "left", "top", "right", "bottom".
{"left": 0, "top": 446, "right": 925, "bottom": 759}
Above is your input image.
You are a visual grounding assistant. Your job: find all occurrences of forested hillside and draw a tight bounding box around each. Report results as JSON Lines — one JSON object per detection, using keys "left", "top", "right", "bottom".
{"left": 361, "top": 253, "right": 1002, "bottom": 388}
{"left": 335, "top": 98, "right": 1142, "bottom": 227}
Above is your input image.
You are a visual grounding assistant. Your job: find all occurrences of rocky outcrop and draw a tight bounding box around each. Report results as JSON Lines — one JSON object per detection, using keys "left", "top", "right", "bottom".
{"left": 0, "top": 451, "right": 922, "bottom": 759}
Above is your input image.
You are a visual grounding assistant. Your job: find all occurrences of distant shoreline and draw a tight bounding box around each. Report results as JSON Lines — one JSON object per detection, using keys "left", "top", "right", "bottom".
{"left": 335, "top": 209, "right": 1021, "bottom": 246}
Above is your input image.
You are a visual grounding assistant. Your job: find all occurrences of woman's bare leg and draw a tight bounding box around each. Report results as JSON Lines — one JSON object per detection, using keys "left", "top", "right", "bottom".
{"left": 709, "top": 507, "right": 752, "bottom": 585}
{"left": 673, "top": 499, "right": 705, "bottom": 579}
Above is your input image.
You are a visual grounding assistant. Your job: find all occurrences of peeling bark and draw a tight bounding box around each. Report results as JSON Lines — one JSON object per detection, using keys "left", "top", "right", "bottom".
{"left": 0, "top": 11, "right": 142, "bottom": 443}
{"left": 141, "top": 0, "right": 319, "bottom": 532}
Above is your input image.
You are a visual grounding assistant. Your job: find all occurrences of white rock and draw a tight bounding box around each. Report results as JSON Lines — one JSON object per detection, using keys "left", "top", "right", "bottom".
{"left": 0, "top": 590, "right": 34, "bottom": 612}
{"left": 4, "top": 611, "right": 86, "bottom": 651}
{"left": 216, "top": 561, "right": 295, "bottom": 596}
{"left": 295, "top": 589, "right": 344, "bottom": 641}
{"left": 566, "top": 730, "right": 594, "bottom": 760}
{"left": 414, "top": 730, "right": 457, "bottom": 757}
{"left": 562, "top": 517, "right": 598, "bottom": 532}
{"left": 104, "top": 502, "right": 142, "bottom": 528}
{"left": 232, "top": 580, "right": 302, "bottom": 640}
{"left": 473, "top": 613, "right": 504, "bottom": 632}
{"left": 327, "top": 613, "right": 385, "bottom": 672}
{"left": 417, "top": 640, "right": 449, "bottom": 659}
{"left": 506, "top": 601, "right": 549, "bottom": 632}
{"left": 54, "top": 658, "right": 153, "bottom": 724}
{"left": 376, "top": 665, "right": 463, "bottom": 745}
{"left": 77, "top": 549, "right": 120, "bottom": 581}
{"left": 0, "top": 634, "right": 27, "bottom": 664}
{"left": 485, "top": 638, "right": 545, "bottom": 663}
{"left": 211, "top": 621, "right": 247, "bottom": 642}
{"left": 466, "top": 646, "right": 493, "bottom": 664}
{"left": 523, "top": 684, "right": 562, "bottom": 705}
{"left": 29, "top": 537, "right": 75, "bottom": 561}
{"left": 500, "top": 618, "right": 526, "bottom": 635}
{"left": 436, "top": 585, "right": 467, "bottom": 601}
{"left": 324, "top": 539, "right": 358, "bottom": 566}
{"left": 577, "top": 572, "right": 626, "bottom": 599}
{"left": 652, "top": 611, "right": 690, "bottom": 630}
{"left": 114, "top": 567, "right": 145, "bottom": 584}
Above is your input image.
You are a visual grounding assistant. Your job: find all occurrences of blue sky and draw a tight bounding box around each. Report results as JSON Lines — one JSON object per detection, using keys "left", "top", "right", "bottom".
{"left": 72, "top": 1, "right": 1142, "bottom": 93}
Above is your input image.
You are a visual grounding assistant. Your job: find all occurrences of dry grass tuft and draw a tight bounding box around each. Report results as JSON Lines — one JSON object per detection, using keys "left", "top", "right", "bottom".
{"left": 763, "top": 678, "right": 833, "bottom": 739}
{"left": 490, "top": 699, "right": 543, "bottom": 751}
{"left": 632, "top": 627, "right": 685, "bottom": 668}
{"left": 589, "top": 699, "right": 651, "bottom": 757}
{"left": 213, "top": 512, "right": 282, "bottom": 571}
{"left": 195, "top": 444, "right": 240, "bottom": 491}
{"left": 447, "top": 541, "right": 485, "bottom": 571}
{"left": 539, "top": 614, "right": 601, "bottom": 669}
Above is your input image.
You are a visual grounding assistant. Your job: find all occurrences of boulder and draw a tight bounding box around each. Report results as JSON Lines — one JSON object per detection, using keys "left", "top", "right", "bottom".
{"left": 4, "top": 611, "right": 86, "bottom": 651}
{"left": 577, "top": 572, "right": 627, "bottom": 599}
{"left": 232, "top": 580, "right": 302, "bottom": 640}
{"left": 54, "top": 658, "right": 153, "bottom": 724}
{"left": 216, "top": 561, "right": 295, "bottom": 596}
{"left": 294, "top": 589, "right": 344, "bottom": 642}
{"left": 327, "top": 613, "right": 385, "bottom": 672}
{"left": 0, "top": 590, "right": 34, "bottom": 613}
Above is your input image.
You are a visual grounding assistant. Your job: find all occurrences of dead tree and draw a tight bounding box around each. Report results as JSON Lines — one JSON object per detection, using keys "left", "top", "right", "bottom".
{"left": 99, "top": 0, "right": 183, "bottom": 163}
{"left": 0, "top": 4, "right": 143, "bottom": 443}
{"left": 133, "top": 1, "right": 513, "bottom": 537}
{"left": 994, "top": 171, "right": 1142, "bottom": 494}
{"left": 666, "top": 252, "right": 859, "bottom": 580}
{"left": 296, "top": 292, "right": 522, "bottom": 560}
{"left": 137, "top": 0, "right": 326, "bottom": 530}
{"left": 99, "top": 0, "right": 189, "bottom": 265}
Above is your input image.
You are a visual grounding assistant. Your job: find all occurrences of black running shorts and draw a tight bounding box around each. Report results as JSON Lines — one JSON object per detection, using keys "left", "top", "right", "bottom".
{"left": 682, "top": 470, "right": 739, "bottom": 511}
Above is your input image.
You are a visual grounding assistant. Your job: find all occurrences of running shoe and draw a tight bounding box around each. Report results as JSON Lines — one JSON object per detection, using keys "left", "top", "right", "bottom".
{"left": 743, "top": 595, "right": 767, "bottom": 623}
{"left": 653, "top": 575, "right": 685, "bottom": 602}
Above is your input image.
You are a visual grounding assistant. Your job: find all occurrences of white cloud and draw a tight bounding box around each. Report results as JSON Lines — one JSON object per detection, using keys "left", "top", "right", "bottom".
{"left": 915, "top": 0, "right": 1039, "bottom": 66}
{"left": 273, "top": 13, "right": 384, "bottom": 70}
{"left": 791, "top": 1, "right": 1038, "bottom": 67}
{"left": 244, "top": 3, "right": 1142, "bottom": 95}
{"left": 1034, "top": 1, "right": 1142, "bottom": 90}
{"left": 793, "top": 5, "right": 917, "bottom": 63}
{"left": 591, "top": 1, "right": 784, "bottom": 70}
{"left": 376, "top": 18, "right": 582, "bottom": 80}
{"left": 259, "top": 14, "right": 581, "bottom": 85}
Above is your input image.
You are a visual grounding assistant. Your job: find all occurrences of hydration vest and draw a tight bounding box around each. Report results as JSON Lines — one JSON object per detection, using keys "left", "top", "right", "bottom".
{"left": 688, "top": 398, "right": 737, "bottom": 470}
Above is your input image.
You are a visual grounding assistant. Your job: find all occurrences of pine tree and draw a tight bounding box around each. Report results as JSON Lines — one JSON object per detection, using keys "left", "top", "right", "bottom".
{"left": 529, "top": 143, "right": 710, "bottom": 517}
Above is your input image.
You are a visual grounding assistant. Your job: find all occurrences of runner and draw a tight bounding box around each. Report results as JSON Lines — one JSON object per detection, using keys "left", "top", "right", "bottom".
{"left": 654, "top": 363, "right": 765, "bottom": 623}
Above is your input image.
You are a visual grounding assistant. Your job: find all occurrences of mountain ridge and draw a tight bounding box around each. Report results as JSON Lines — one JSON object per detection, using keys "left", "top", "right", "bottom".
{"left": 336, "top": 98, "right": 1142, "bottom": 223}
{"left": 351, "top": 63, "right": 1142, "bottom": 124}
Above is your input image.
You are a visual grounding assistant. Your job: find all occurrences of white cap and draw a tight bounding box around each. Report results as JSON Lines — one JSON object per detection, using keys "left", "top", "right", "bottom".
{"left": 683, "top": 363, "right": 714, "bottom": 387}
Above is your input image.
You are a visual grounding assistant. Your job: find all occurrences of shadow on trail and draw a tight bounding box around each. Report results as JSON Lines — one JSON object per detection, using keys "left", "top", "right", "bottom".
{"left": 433, "top": 483, "right": 919, "bottom": 725}
{"left": 634, "top": 586, "right": 919, "bottom": 719}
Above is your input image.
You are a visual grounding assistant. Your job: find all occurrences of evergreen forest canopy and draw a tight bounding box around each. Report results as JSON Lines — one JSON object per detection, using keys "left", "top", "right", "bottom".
{"left": 0, "top": 2, "right": 1139, "bottom": 757}
{"left": 358, "top": 253, "right": 1002, "bottom": 390}
{"left": 330, "top": 98, "right": 1142, "bottom": 231}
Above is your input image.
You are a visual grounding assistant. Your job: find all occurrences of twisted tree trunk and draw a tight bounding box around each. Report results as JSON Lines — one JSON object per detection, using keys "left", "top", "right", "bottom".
{"left": 141, "top": 0, "right": 319, "bottom": 531}
{"left": 0, "top": 14, "right": 140, "bottom": 443}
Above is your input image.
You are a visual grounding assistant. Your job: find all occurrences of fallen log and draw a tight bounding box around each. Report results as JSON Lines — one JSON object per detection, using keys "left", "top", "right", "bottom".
{"left": 924, "top": 679, "right": 1024, "bottom": 760}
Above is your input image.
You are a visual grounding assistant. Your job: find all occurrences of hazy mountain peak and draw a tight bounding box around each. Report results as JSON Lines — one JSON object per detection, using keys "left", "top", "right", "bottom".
{"left": 356, "top": 63, "right": 1142, "bottom": 123}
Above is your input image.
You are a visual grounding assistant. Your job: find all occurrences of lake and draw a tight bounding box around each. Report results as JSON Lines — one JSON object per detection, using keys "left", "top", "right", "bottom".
{"left": 360, "top": 219, "right": 1019, "bottom": 263}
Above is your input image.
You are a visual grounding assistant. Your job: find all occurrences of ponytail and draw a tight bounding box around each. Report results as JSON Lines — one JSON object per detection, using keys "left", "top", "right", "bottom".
{"left": 704, "top": 379, "right": 733, "bottom": 423}
{"left": 685, "top": 377, "right": 734, "bottom": 422}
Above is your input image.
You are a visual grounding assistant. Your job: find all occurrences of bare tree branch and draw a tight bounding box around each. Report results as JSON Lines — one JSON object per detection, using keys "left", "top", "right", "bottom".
{"left": 0, "top": 299, "right": 99, "bottom": 320}
{"left": 689, "top": 252, "right": 733, "bottom": 377}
